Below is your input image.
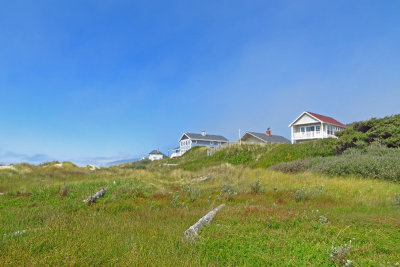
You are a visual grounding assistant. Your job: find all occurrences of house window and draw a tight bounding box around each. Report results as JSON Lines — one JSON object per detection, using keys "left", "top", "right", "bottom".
{"left": 210, "top": 141, "right": 214, "bottom": 145}
{"left": 301, "top": 127, "right": 305, "bottom": 132}
{"left": 316, "top": 126, "right": 321, "bottom": 131}
{"left": 306, "top": 126, "right": 315, "bottom": 132}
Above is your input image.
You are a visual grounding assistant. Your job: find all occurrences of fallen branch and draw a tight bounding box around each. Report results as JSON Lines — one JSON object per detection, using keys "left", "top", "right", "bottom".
{"left": 83, "top": 188, "right": 107, "bottom": 205}
{"left": 198, "top": 176, "right": 210, "bottom": 182}
{"left": 184, "top": 204, "right": 225, "bottom": 240}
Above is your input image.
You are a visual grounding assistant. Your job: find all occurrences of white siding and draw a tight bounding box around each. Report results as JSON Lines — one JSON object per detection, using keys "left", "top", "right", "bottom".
{"left": 149, "top": 154, "right": 164, "bottom": 161}
{"left": 293, "top": 114, "right": 319, "bottom": 125}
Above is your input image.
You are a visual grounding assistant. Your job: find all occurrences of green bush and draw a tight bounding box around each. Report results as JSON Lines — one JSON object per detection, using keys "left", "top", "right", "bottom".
{"left": 336, "top": 114, "right": 400, "bottom": 149}
{"left": 269, "top": 158, "right": 320, "bottom": 173}
{"left": 271, "top": 144, "right": 400, "bottom": 181}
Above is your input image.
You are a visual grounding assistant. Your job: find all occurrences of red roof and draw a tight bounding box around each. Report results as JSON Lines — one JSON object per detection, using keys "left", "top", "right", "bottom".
{"left": 306, "top": 111, "right": 347, "bottom": 128}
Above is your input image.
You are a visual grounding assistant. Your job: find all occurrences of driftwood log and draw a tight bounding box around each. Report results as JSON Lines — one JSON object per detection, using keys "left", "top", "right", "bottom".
{"left": 184, "top": 204, "right": 225, "bottom": 240}
{"left": 83, "top": 188, "right": 107, "bottom": 205}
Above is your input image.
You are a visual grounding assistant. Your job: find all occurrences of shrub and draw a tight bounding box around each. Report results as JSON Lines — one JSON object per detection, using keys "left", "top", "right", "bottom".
{"left": 395, "top": 193, "right": 400, "bottom": 206}
{"left": 294, "top": 187, "right": 307, "bottom": 202}
{"left": 249, "top": 180, "right": 265, "bottom": 194}
{"left": 220, "top": 184, "right": 238, "bottom": 201}
{"left": 271, "top": 144, "right": 400, "bottom": 181}
{"left": 318, "top": 215, "right": 328, "bottom": 224}
{"left": 311, "top": 146, "right": 400, "bottom": 181}
{"left": 182, "top": 185, "right": 202, "bottom": 202}
{"left": 337, "top": 114, "right": 400, "bottom": 149}
{"left": 294, "top": 185, "right": 324, "bottom": 202}
{"left": 170, "top": 193, "right": 185, "bottom": 207}
{"left": 269, "top": 158, "right": 319, "bottom": 173}
{"left": 59, "top": 186, "right": 68, "bottom": 199}
{"left": 328, "top": 240, "right": 353, "bottom": 266}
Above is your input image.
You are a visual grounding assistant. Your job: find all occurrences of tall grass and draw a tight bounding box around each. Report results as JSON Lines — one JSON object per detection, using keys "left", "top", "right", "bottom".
{"left": 172, "top": 139, "right": 337, "bottom": 171}
{"left": 1, "top": 164, "right": 399, "bottom": 265}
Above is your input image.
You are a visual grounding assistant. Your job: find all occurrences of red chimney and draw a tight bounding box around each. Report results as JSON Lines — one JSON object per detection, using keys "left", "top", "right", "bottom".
{"left": 266, "top": 128, "right": 271, "bottom": 136}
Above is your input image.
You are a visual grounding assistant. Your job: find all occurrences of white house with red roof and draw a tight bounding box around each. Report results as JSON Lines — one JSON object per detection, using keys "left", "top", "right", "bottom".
{"left": 289, "top": 111, "right": 347, "bottom": 144}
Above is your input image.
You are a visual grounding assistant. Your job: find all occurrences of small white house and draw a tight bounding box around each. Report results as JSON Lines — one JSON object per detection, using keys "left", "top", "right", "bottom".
{"left": 289, "top": 111, "right": 346, "bottom": 144}
{"left": 170, "top": 131, "right": 229, "bottom": 158}
{"left": 148, "top": 149, "right": 167, "bottom": 161}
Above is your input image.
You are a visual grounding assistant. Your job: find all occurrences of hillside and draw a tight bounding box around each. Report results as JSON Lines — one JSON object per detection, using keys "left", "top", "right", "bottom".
{"left": 158, "top": 139, "right": 337, "bottom": 171}
{"left": 147, "top": 114, "right": 400, "bottom": 181}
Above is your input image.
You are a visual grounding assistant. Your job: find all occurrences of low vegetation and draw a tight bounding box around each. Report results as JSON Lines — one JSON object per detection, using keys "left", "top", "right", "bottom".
{"left": 1, "top": 114, "right": 399, "bottom": 265}
{"left": 1, "top": 163, "right": 400, "bottom": 265}
{"left": 168, "top": 139, "right": 338, "bottom": 171}
{"left": 270, "top": 143, "right": 400, "bottom": 181}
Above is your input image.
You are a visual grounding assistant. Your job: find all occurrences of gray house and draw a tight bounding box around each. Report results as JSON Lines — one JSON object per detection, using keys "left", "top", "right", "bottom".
{"left": 240, "top": 129, "right": 290, "bottom": 144}
{"left": 170, "top": 131, "right": 229, "bottom": 157}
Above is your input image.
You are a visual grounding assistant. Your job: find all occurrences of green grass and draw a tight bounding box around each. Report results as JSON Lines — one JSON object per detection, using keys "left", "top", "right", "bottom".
{"left": 1, "top": 164, "right": 400, "bottom": 265}
{"left": 166, "top": 139, "right": 338, "bottom": 171}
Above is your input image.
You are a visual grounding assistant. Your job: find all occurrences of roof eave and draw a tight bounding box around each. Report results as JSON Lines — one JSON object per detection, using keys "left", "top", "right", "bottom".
{"left": 243, "top": 132, "right": 267, "bottom": 143}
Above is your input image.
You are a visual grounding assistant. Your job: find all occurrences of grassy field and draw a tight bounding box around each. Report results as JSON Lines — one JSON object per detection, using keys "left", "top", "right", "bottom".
{"left": 1, "top": 163, "right": 400, "bottom": 266}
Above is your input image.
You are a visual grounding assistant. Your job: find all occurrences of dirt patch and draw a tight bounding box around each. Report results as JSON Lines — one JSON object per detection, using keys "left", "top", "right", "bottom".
{"left": 168, "top": 185, "right": 181, "bottom": 191}
{"left": 152, "top": 193, "right": 166, "bottom": 199}
{"left": 13, "top": 192, "right": 31, "bottom": 198}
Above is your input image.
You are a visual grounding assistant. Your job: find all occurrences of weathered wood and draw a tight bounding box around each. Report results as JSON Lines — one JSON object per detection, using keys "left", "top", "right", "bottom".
{"left": 184, "top": 204, "right": 225, "bottom": 240}
{"left": 83, "top": 188, "right": 107, "bottom": 204}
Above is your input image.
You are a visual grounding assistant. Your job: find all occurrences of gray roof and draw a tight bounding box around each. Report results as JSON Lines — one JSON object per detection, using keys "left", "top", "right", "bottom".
{"left": 182, "top": 133, "right": 229, "bottom": 142}
{"left": 244, "top": 132, "right": 291, "bottom": 144}
{"left": 149, "top": 150, "right": 167, "bottom": 156}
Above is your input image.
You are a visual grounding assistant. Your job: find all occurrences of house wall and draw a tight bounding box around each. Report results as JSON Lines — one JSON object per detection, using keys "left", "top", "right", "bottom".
{"left": 179, "top": 140, "right": 192, "bottom": 153}
{"left": 149, "top": 154, "right": 164, "bottom": 161}
{"left": 192, "top": 140, "right": 227, "bottom": 147}
{"left": 293, "top": 114, "right": 319, "bottom": 125}
{"left": 292, "top": 123, "right": 322, "bottom": 133}
{"left": 291, "top": 123, "right": 345, "bottom": 143}
{"left": 179, "top": 139, "right": 228, "bottom": 154}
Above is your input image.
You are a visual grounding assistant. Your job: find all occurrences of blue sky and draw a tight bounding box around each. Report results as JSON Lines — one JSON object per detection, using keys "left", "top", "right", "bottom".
{"left": 1, "top": 1, "right": 400, "bottom": 165}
